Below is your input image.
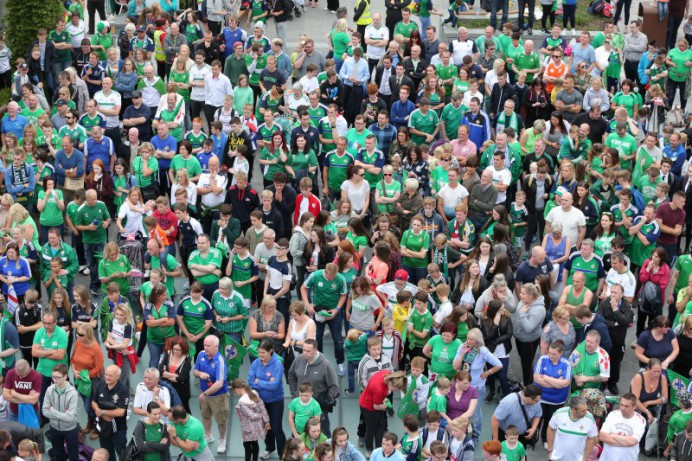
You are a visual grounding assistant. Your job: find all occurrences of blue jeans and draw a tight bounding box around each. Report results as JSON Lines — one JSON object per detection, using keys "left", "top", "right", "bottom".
{"left": 347, "top": 360, "right": 359, "bottom": 392}
{"left": 39, "top": 223, "right": 63, "bottom": 247}
{"left": 490, "top": 0, "right": 509, "bottom": 28}
{"left": 148, "top": 341, "right": 165, "bottom": 368}
{"left": 315, "top": 309, "right": 345, "bottom": 364}
{"left": 472, "top": 384, "right": 485, "bottom": 441}
{"left": 402, "top": 265, "right": 428, "bottom": 285}
{"left": 419, "top": 15, "right": 431, "bottom": 31}
{"left": 487, "top": 356, "right": 510, "bottom": 397}
{"left": 84, "top": 242, "right": 105, "bottom": 291}
{"left": 658, "top": 1, "right": 668, "bottom": 19}
{"left": 49, "top": 427, "right": 80, "bottom": 461}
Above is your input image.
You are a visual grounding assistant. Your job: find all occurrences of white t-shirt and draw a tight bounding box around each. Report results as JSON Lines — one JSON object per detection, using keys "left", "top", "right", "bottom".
{"left": 484, "top": 166, "right": 512, "bottom": 204}
{"left": 197, "top": 173, "right": 228, "bottom": 208}
{"left": 94, "top": 90, "right": 122, "bottom": 128}
{"left": 170, "top": 182, "right": 198, "bottom": 208}
{"left": 546, "top": 206, "right": 587, "bottom": 248}
{"left": 189, "top": 64, "right": 211, "bottom": 101}
{"left": 599, "top": 410, "right": 646, "bottom": 461}
{"left": 341, "top": 179, "right": 371, "bottom": 212}
{"left": 437, "top": 184, "right": 469, "bottom": 211}
{"left": 433, "top": 301, "right": 453, "bottom": 329}
{"left": 364, "top": 25, "right": 389, "bottom": 60}
{"left": 133, "top": 382, "right": 171, "bottom": 423}
{"left": 604, "top": 268, "right": 637, "bottom": 298}
{"left": 549, "top": 407, "right": 598, "bottom": 461}
{"left": 117, "top": 201, "right": 149, "bottom": 237}
{"left": 66, "top": 21, "right": 86, "bottom": 48}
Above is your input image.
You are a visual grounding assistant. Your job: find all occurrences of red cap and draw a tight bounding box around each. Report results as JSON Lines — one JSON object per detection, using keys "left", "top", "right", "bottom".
{"left": 394, "top": 269, "right": 409, "bottom": 281}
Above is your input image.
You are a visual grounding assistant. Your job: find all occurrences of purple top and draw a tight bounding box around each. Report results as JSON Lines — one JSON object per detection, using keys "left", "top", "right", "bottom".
{"left": 446, "top": 385, "right": 479, "bottom": 420}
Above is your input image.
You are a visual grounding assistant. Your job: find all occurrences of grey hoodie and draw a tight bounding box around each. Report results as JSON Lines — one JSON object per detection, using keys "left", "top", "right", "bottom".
{"left": 512, "top": 295, "right": 547, "bottom": 342}
{"left": 671, "top": 431, "right": 692, "bottom": 461}
{"left": 42, "top": 382, "right": 79, "bottom": 432}
{"left": 288, "top": 351, "right": 340, "bottom": 407}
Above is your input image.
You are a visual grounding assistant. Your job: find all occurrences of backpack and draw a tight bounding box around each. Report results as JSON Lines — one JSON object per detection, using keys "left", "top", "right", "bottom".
{"left": 588, "top": 0, "right": 613, "bottom": 17}
{"left": 638, "top": 281, "right": 662, "bottom": 316}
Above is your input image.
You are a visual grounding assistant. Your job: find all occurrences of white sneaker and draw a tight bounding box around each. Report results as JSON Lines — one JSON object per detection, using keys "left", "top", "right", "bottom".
{"left": 144, "top": 270, "right": 151, "bottom": 278}
{"left": 217, "top": 439, "right": 227, "bottom": 453}
{"left": 338, "top": 363, "right": 345, "bottom": 376}
{"left": 544, "top": 442, "right": 548, "bottom": 450}
{"left": 260, "top": 450, "right": 275, "bottom": 460}
{"left": 205, "top": 433, "right": 215, "bottom": 444}
{"left": 183, "top": 280, "right": 190, "bottom": 290}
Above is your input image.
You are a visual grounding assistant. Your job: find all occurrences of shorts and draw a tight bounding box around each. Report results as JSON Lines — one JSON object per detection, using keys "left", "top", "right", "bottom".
{"left": 514, "top": 236, "right": 525, "bottom": 249}
{"left": 199, "top": 392, "right": 230, "bottom": 425}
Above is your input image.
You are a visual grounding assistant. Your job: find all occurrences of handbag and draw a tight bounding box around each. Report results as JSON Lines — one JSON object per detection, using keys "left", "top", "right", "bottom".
{"left": 120, "top": 433, "right": 142, "bottom": 461}
{"left": 516, "top": 393, "right": 539, "bottom": 449}
{"left": 64, "top": 174, "right": 85, "bottom": 191}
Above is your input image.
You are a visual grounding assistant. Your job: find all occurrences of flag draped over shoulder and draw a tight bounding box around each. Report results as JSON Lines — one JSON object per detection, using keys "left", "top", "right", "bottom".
{"left": 222, "top": 334, "right": 247, "bottom": 381}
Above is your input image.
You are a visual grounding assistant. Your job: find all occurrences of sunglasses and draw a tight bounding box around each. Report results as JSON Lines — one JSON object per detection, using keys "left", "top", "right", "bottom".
{"left": 383, "top": 173, "right": 392, "bottom": 177}
{"left": 552, "top": 55, "right": 561, "bottom": 58}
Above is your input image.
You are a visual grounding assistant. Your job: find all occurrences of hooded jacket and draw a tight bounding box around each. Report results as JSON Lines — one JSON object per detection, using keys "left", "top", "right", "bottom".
{"left": 513, "top": 295, "right": 547, "bottom": 342}
{"left": 583, "top": 313, "right": 612, "bottom": 353}
{"left": 474, "top": 286, "right": 518, "bottom": 319}
{"left": 287, "top": 351, "right": 340, "bottom": 410}
{"left": 419, "top": 208, "right": 445, "bottom": 243}
{"left": 671, "top": 431, "right": 692, "bottom": 461}
{"left": 327, "top": 439, "right": 367, "bottom": 461}
{"left": 357, "top": 353, "right": 393, "bottom": 390}
{"left": 248, "top": 352, "right": 285, "bottom": 404}
{"left": 42, "top": 382, "right": 79, "bottom": 432}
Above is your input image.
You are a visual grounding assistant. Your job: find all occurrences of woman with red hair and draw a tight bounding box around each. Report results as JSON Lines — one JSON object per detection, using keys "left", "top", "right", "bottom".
{"left": 85, "top": 158, "right": 115, "bottom": 214}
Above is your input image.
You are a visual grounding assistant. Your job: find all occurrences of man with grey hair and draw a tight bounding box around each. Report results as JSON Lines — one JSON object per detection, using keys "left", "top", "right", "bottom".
{"left": 133, "top": 367, "right": 171, "bottom": 421}
{"left": 193, "top": 334, "right": 229, "bottom": 453}
{"left": 92, "top": 365, "right": 129, "bottom": 461}
{"left": 546, "top": 396, "right": 598, "bottom": 459}
{"left": 91, "top": 448, "right": 110, "bottom": 461}
{"left": 139, "top": 64, "right": 166, "bottom": 113}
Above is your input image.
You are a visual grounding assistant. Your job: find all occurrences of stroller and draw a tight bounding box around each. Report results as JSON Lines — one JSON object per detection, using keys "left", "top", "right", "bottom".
{"left": 118, "top": 237, "right": 144, "bottom": 297}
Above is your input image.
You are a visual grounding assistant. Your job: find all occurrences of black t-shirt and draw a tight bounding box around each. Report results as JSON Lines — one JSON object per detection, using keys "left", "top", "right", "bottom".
{"left": 573, "top": 112, "right": 608, "bottom": 145}
{"left": 260, "top": 68, "right": 286, "bottom": 91}
{"left": 514, "top": 259, "right": 554, "bottom": 286}
{"left": 14, "top": 304, "right": 42, "bottom": 348}
{"left": 94, "top": 379, "right": 129, "bottom": 431}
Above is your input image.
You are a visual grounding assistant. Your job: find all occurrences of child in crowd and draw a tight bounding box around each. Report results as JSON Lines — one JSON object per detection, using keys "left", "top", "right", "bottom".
{"left": 300, "top": 417, "right": 328, "bottom": 455}
{"left": 44, "top": 257, "right": 68, "bottom": 298}
{"left": 420, "top": 411, "right": 449, "bottom": 459}
{"left": 344, "top": 328, "right": 368, "bottom": 395}
{"left": 143, "top": 215, "right": 169, "bottom": 271}
{"left": 376, "top": 317, "right": 403, "bottom": 370}
{"left": 405, "top": 356, "right": 430, "bottom": 425}
{"left": 509, "top": 190, "right": 528, "bottom": 258}
{"left": 655, "top": 182, "right": 670, "bottom": 208}
{"left": 65, "top": 188, "right": 87, "bottom": 274}
{"left": 501, "top": 425, "right": 526, "bottom": 461}
{"left": 229, "top": 144, "right": 250, "bottom": 186}
{"left": 288, "top": 383, "right": 323, "bottom": 439}
{"left": 197, "top": 139, "right": 216, "bottom": 173}
{"left": 231, "top": 379, "right": 270, "bottom": 461}
{"left": 174, "top": 203, "right": 204, "bottom": 289}
{"left": 427, "top": 376, "right": 453, "bottom": 426}
{"left": 426, "top": 262, "right": 448, "bottom": 307}
{"left": 427, "top": 441, "right": 449, "bottom": 461}
{"left": 399, "top": 414, "right": 422, "bottom": 461}
{"left": 432, "top": 284, "right": 452, "bottom": 333}
{"left": 403, "top": 293, "right": 434, "bottom": 372}
{"left": 358, "top": 336, "right": 393, "bottom": 391}
{"left": 153, "top": 195, "right": 178, "bottom": 257}
{"left": 392, "top": 290, "right": 412, "bottom": 337}
{"left": 657, "top": 0, "right": 669, "bottom": 21}
{"left": 431, "top": 234, "right": 463, "bottom": 286}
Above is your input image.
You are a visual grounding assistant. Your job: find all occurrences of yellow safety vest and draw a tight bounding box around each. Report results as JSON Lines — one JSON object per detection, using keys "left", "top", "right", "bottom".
{"left": 154, "top": 29, "right": 166, "bottom": 62}
{"left": 355, "top": 0, "right": 372, "bottom": 25}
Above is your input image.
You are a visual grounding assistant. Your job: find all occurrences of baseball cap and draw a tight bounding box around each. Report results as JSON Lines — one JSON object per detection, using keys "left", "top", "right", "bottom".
{"left": 394, "top": 269, "right": 409, "bottom": 281}
{"left": 136, "top": 25, "right": 146, "bottom": 32}
{"left": 56, "top": 99, "right": 68, "bottom": 106}
{"left": 19, "top": 63, "right": 28, "bottom": 70}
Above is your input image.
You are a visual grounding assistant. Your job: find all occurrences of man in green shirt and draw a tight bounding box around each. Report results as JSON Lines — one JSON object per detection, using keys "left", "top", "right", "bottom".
{"left": 440, "top": 93, "right": 467, "bottom": 140}
{"left": 345, "top": 116, "right": 372, "bottom": 157}
{"left": 435, "top": 51, "right": 457, "bottom": 101}
{"left": 512, "top": 40, "right": 541, "bottom": 83}
{"left": 568, "top": 330, "right": 610, "bottom": 391}
{"left": 323, "top": 137, "right": 354, "bottom": 202}
{"left": 40, "top": 228, "right": 79, "bottom": 299}
{"left": 408, "top": 98, "right": 439, "bottom": 145}
{"left": 605, "top": 122, "right": 637, "bottom": 171}
{"left": 563, "top": 239, "right": 606, "bottom": 294}
{"left": 32, "top": 311, "right": 69, "bottom": 383}
{"left": 671, "top": 254, "right": 692, "bottom": 305}
{"left": 146, "top": 239, "right": 182, "bottom": 295}
{"left": 155, "top": 92, "right": 185, "bottom": 142}
{"left": 49, "top": 18, "right": 73, "bottom": 72}
{"left": 301, "top": 263, "right": 347, "bottom": 368}
{"left": 74, "top": 189, "right": 111, "bottom": 295}
{"left": 168, "top": 406, "right": 214, "bottom": 460}
{"left": 227, "top": 237, "right": 259, "bottom": 302}
{"left": 176, "top": 284, "right": 214, "bottom": 356}
{"left": 188, "top": 234, "right": 223, "bottom": 301}
{"left": 393, "top": 9, "right": 418, "bottom": 53}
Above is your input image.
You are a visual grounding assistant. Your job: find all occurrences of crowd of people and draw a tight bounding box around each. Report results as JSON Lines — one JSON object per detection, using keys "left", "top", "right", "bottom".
{"left": 0, "top": 0, "right": 692, "bottom": 460}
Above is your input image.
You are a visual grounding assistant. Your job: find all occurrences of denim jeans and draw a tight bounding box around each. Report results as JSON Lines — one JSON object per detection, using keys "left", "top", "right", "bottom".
{"left": 316, "top": 309, "right": 345, "bottom": 364}
{"left": 49, "top": 427, "right": 80, "bottom": 461}
{"left": 517, "top": 0, "right": 535, "bottom": 29}
{"left": 490, "top": 0, "right": 509, "bottom": 28}
{"left": 264, "top": 400, "right": 286, "bottom": 455}
{"left": 419, "top": 15, "right": 431, "bottom": 31}
{"left": 487, "top": 356, "right": 510, "bottom": 397}
{"left": 658, "top": 1, "right": 668, "bottom": 19}
{"left": 347, "top": 360, "right": 359, "bottom": 392}
{"left": 84, "top": 242, "right": 105, "bottom": 291}
{"left": 148, "top": 341, "right": 165, "bottom": 368}
{"left": 471, "top": 384, "right": 485, "bottom": 441}
{"left": 402, "top": 265, "right": 428, "bottom": 285}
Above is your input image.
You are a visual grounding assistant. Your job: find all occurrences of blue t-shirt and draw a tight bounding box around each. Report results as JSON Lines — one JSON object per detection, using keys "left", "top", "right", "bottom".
{"left": 197, "top": 151, "right": 217, "bottom": 173}
{"left": 84, "top": 136, "right": 114, "bottom": 172}
{"left": 570, "top": 45, "right": 596, "bottom": 73}
{"left": 151, "top": 134, "right": 178, "bottom": 169}
{"left": 533, "top": 355, "right": 572, "bottom": 404}
{"left": 194, "top": 351, "right": 229, "bottom": 396}
{"left": 0, "top": 256, "right": 32, "bottom": 295}
{"left": 1, "top": 114, "right": 29, "bottom": 140}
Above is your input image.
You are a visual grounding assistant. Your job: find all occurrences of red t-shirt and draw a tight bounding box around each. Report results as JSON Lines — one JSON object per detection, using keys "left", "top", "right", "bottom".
{"left": 655, "top": 202, "right": 686, "bottom": 245}
{"left": 4, "top": 368, "right": 42, "bottom": 414}
{"left": 358, "top": 369, "right": 391, "bottom": 411}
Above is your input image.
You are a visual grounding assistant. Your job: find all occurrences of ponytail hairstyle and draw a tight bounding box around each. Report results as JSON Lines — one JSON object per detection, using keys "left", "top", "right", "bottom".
{"left": 231, "top": 379, "right": 260, "bottom": 403}
{"left": 383, "top": 371, "right": 408, "bottom": 391}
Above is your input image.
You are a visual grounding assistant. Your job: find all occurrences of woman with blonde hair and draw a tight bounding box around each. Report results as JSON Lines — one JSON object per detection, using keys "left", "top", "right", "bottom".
{"left": 9, "top": 203, "right": 39, "bottom": 249}
{"left": 519, "top": 119, "right": 546, "bottom": 156}
{"left": 71, "top": 284, "right": 98, "bottom": 331}
{"left": 419, "top": 76, "right": 446, "bottom": 114}
{"left": 540, "top": 305, "right": 575, "bottom": 358}
{"left": 448, "top": 416, "right": 474, "bottom": 461}
{"left": 17, "top": 439, "right": 41, "bottom": 461}
{"left": 283, "top": 301, "right": 316, "bottom": 353}
{"left": 173, "top": 44, "right": 195, "bottom": 71}
{"left": 170, "top": 168, "right": 197, "bottom": 208}
{"left": 249, "top": 295, "right": 286, "bottom": 355}
{"left": 97, "top": 241, "right": 132, "bottom": 299}
{"left": 116, "top": 186, "right": 148, "bottom": 240}
{"left": 359, "top": 370, "right": 408, "bottom": 453}
{"left": 106, "top": 302, "right": 137, "bottom": 389}
{"left": 329, "top": 18, "right": 351, "bottom": 72}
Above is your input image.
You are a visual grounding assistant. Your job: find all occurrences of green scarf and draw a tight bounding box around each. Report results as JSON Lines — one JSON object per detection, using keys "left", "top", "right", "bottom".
{"left": 432, "top": 246, "right": 449, "bottom": 277}
{"left": 496, "top": 112, "right": 518, "bottom": 132}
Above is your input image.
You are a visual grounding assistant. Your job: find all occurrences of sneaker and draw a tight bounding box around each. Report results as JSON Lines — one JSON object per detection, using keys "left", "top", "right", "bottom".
{"left": 358, "top": 437, "right": 365, "bottom": 447}
{"left": 338, "top": 363, "right": 345, "bottom": 376}
{"left": 90, "top": 289, "right": 101, "bottom": 297}
{"left": 544, "top": 442, "right": 548, "bottom": 450}
{"left": 527, "top": 27, "right": 533, "bottom": 35}
{"left": 144, "top": 270, "right": 151, "bottom": 278}
{"left": 630, "top": 340, "right": 637, "bottom": 349}
{"left": 205, "top": 433, "right": 215, "bottom": 444}
{"left": 366, "top": 450, "right": 372, "bottom": 458}
{"left": 183, "top": 280, "right": 190, "bottom": 291}
{"left": 79, "top": 265, "right": 88, "bottom": 275}
{"left": 344, "top": 390, "right": 354, "bottom": 396}
{"left": 217, "top": 439, "right": 227, "bottom": 453}
{"left": 260, "top": 450, "right": 275, "bottom": 460}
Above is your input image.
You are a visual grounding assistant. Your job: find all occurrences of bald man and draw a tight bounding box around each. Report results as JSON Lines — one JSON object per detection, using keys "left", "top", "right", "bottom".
{"left": 545, "top": 192, "right": 587, "bottom": 250}
{"left": 193, "top": 334, "right": 229, "bottom": 453}
{"left": 92, "top": 365, "right": 128, "bottom": 461}
{"left": 515, "top": 246, "right": 556, "bottom": 294}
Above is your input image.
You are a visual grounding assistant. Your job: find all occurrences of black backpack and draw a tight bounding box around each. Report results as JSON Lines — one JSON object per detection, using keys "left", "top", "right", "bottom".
{"left": 638, "top": 281, "right": 662, "bottom": 316}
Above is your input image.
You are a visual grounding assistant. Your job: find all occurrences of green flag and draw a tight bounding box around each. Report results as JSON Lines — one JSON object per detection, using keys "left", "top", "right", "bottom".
{"left": 222, "top": 335, "right": 247, "bottom": 381}
{"left": 668, "top": 370, "right": 690, "bottom": 407}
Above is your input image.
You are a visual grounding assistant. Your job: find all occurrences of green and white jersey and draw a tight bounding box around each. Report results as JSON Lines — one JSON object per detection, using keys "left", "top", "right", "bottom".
{"left": 307, "top": 104, "right": 328, "bottom": 127}
{"left": 94, "top": 90, "right": 121, "bottom": 128}
{"left": 627, "top": 216, "right": 660, "bottom": 267}
{"left": 304, "top": 270, "right": 347, "bottom": 309}
{"left": 509, "top": 203, "right": 528, "bottom": 238}
{"left": 565, "top": 253, "right": 605, "bottom": 293}
{"left": 188, "top": 248, "right": 223, "bottom": 284}
{"left": 569, "top": 341, "right": 610, "bottom": 389}
{"left": 229, "top": 253, "right": 259, "bottom": 300}
{"left": 170, "top": 154, "right": 202, "bottom": 178}
{"left": 440, "top": 103, "right": 467, "bottom": 139}
{"left": 58, "top": 124, "right": 88, "bottom": 147}
{"left": 184, "top": 130, "right": 208, "bottom": 150}
{"left": 177, "top": 295, "right": 213, "bottom": 335}
{"left": 345, "top": 128, "right": 371, "bottom": 157}
{"left": 407, "top": 308, "right": 433, "bottom": 348}
{"left": 211, "top": 290, "right": 247, "bottom": 334}
{"left": 547, "top": 407, "right": 597, "bottom": 461}
{"left": 605, "top": 132, "right": 637, "bottom": 170}
{"left": 408, "top": 108, "right": 439, "bottom": 145}
{"left": 323, "top": 150, "right": 354, "bottom": 191}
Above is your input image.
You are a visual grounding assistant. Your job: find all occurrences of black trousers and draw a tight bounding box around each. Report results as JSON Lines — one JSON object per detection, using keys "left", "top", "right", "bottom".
{"left": 515, "top": 338, "right": 540, "bottom": 386}
{"left": 541, "top": 4, "right": 555, "bottom": 29}
{"left": 525, "top": 209, "right": 545, "bottom": 252}
{"left": 517, "top": 0, "right": 535, "bottom": 29}
{"left": 49, "top": 427, "right": 80, "bottom": 461}
{"left": 203, "top": 104, "right": 221, "bottom": 132}
{"left": 190, "top": 100, "right": 205, "bottom": 121}
{"left": 668, "top": 15, "right": 685, "bottom": 50}
{"left": 624, "top": 60, "right": 639, "bottom": 88}
{"left": 613, "top": 0, "right": 633, "bottom": 25}
{"left": 540, "top": 402, "right": 561, "bottom": 443}
{"left": 608, "top": 338, "right": 625, "bottom": 386}
{"left": 87, "top": 0, "right": 107, "bottom": 34}
{"left": 361, "top": 407, "right": 387, "bottom": 451}
{"left": 385, "top": 11, "right": 403, "bottom": 41}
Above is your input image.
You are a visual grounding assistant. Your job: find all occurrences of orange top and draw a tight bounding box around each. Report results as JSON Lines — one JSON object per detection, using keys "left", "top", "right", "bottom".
{"left": 544, "top": 61, "right": 567, "bottom": 94}
{"left": 150, "top": 224, "right": 170, "bottom": 246}
{"left": 71, "top": 339, "right": 105, "bottom": 379}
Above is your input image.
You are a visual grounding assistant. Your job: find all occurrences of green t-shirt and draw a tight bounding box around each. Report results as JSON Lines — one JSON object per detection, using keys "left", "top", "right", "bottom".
{"left": 49, "top": 29, "right": 72, "bottom": 63}
{"left": 230, "top": 253, "right": 258, "bottom": 300}
{"left": 65, "top": 200, "right": 82, "bottom": 227}
{"left": 501, "top": 441, "right": 527, "bottom": 461}
{"left": 188, "top": 248, "right": 223, "bottom": 284}
{"left": 514, "top": 52, "right": 540, "bottom": 83}
{"left": 408, "top": 109, "right": 439, "bottom": 145}
{"left": 146, "top": 302, "right": 176, "bottom": 344}
{"left": 612, "top": 91, "right": 638, "bottom": 118}
{"left": 169, "top": 70, "right": 191, "bottom": 102}
{"left": 21, "top": 107, "right": 45, "bottom": 127}
{"left": 427, "top": 335, "right": 461, "bottom": 378}
{"left": 436, "top": 63, "right": 457, "bottom": 96}
{"left": 75, "top": 201, "right": 110, "bottom": 244}
{"left": 58, "top": 124, "right": 88, "bottom": 147}
{"left": 346, "top": 232, "right": 368, "bottom": 253}
{"left": 430, "top": 166, "right": 449, "bottom": 195}
{"left": 605, "top": 132, "right": 637, "bottom": 171}
{"left": 91, "top": 33, "right": 112, "bottom": 61}
{"left": 289, "top": 397, "right": 322, "bottom": 434}
{"left": 260, "top": 147, "right": 287, "bottom": 181}
{"left": 178, "top": 296, "right": 212, "bottom": 335}
{"left": 289, "top": 150, "right": 319, "bottom": 180}
{"left": 591, "top": 32, "right": 606, "bottom": 48}
{"left": 345, "top": 333, "right": 368, "bottom": 362}
{"left": 452, "top": 79, "right": 470, "bottom": 95}
{"left": 330, "top": 30, "right": 350, "bottom": 58}
{"left": 170, "top": 154, "right": 202, "bottom": 178}
{"left": 401, "top": 229, "right": 431, "bottom": 268}
{"left": 132, "top": 156, "right": 159, "bottom": 188}
{"left": 304, "top": 270, "right": 347, "bottom": 308}
{"left": 211, "top": 290, "right": 247, "bottom": 334}
{"left": 401, "top": 433, "right": 422, "bottom": 461}
{"left": 510, "top": 203, "right": 528, "bottom": 238}
{"left": 185, "top": 130, "right": 208, "bottom": 150}
{"left": 98, "top": 254, "right": 131, "bottom": 294}
{"left": 638, "top": 176, "right": 660, "bottom": 204}
{"left": 440, "top": 103, "right": 467, "bottom": 139}
{"left": 345, "top": 128, "right": 372, "bottom": 157}
{"left": 566, "top": 256, "right": 601, "bottom": 292}
{"left": 257, "top": 123, "right": 281, "bottom": 147}
{"left": 675, "top": 255, "right": 692, "bottom": 293}
{"left": 34, "top": 327, "right": 69, "bottom": 377}
{"left": 150, "top": 254, "right": 179, "bottom": 296}
{"left": 667, "top": 47, "right": 692, "bottom": 82}
{"left": 376, "top": 179, "right": 402, "bottom": 213}
{"left": 457, "top": 321, "right": 470, "bottom": 342}
{"left": 245, "top": 54, "right": 268, "bottom": 86}
{"left": 628, "top": 216, "right": 659, "bottom": 267}
{"left": 427, "top": 391, "right": 447, "bottom": 412}
{"left": 142, "top": 421, "right": 167, "bottom": 461}
{"left": 570, "top": 341, "right": 607, "bottom": 390}
{"left": 38, "top": 189, "right": 64, "bottom": 226}
{"left": 393, "top": 21, "right": 419, "bottom": 52}
{"left": 324, "top": 150, "right": 353, "bottom": 191}
{"left": 408, "top": 308, "right": 432, "bottom": 348}
{"left": 172, "top": 416, "right": 207, "bottom": 457}
{"left": 498, "top": 34, "right": 513, "bottom": 57}
{"left": 159, "top": 108, "right": 183, "bottom": 142}
{"left": 606, "top": 50, "right": 622, "bottom": 79}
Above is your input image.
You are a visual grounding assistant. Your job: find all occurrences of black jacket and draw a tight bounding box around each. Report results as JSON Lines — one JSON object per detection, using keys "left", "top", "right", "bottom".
{"left": 582, "top": 313, "right": 612, "bottom": 352}
{"left": 388, "top": 73, "right": 414, "bottom": 105}
{"left": 261, "top": 207, "right": 284, "bottom": 238}
{"left": 480, "top": 316, "right": 513, "bottom": 355}
{"left": 196, "top": 40, "right": 221, "bottom": 65}
{"left": 403, "top": 57, "right": 427, "bottom": 92}
{"left": 225, "top": 185, "right": 260, "bottom": 226}
{"left": 225, "top": 131, "right": 255, "bottom": 169}
{"left": 596, "top": 298, "right": 634, "bottom": 345}
{"left": 489, "top": 82, "right": 517, "bottom": 118}
{"left": 521, "top": 173, "right": 554, "bottom": 212}
{"left": 0, "top": 421, "right": 45, "bottom": 453}
{"left": 451, "top": 274, "right": 490, "bottom": 306}
{"left": 271, "top": 0, "right": 293, "bottom": 22}
{"left": 320, "top": 79, "right": 344, "bottom": 109}
{"left": 28, "top": 40, "right": 55, "bottom": 73}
